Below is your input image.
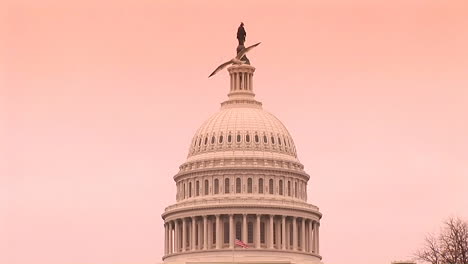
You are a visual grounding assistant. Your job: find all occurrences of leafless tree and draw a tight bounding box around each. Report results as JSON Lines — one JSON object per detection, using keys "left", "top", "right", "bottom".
{"left": 415, "top": 217, "right": 468, "bottom": 264}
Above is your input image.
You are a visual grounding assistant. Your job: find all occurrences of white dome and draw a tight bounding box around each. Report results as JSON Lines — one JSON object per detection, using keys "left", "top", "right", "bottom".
{"left": 187, "top": 105, "right": 299, "bottom": 163}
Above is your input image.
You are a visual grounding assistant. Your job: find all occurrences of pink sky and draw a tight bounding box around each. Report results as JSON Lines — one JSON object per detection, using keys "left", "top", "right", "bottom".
{"left": 2, "top": 1, "right": 468, "bottom": 264}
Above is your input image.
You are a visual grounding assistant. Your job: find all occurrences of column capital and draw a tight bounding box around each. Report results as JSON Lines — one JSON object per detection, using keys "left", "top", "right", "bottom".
{"left": 203, "top": 215, "right": 208, "bottom": 219}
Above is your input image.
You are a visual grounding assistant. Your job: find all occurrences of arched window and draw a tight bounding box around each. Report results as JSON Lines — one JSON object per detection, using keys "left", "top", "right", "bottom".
{"left": 258, "top": 178, "right": 264, "bottom": 194}
{"left": 214, "top": 179, "right": 219, "bottom": 194}
{"left": 255, "top": 134, "right": 259, "bottom": 143}
{"left": 219, "top": 135, "right": 224, "bottom": 143}
{"left": 204, "top": 136, "right": 208, "bottom": 145}
{"left": 246, "top": 134, "right": 250, "bottom": 143}
{"left": 248, "top": 222, "right": 254, "bottom": 243}
{"left": 228, "top": 134, "right": 232, "bottom": 143}
{"left": 288, "top": 181, "right": 291, "bottom": 196}
{"left": 260, "top": 221, "right": 265, "bottom": 243}
{"left": 294, "top": 182, "right": 298, "bottom": 198}
{"left": 271, "top": 136, "right": 275, "bottom": 144}
{"left": 269, "top": 179, "right": 274, "bottom": 194}
{"left": 237, "top": 134, "right": 242, "bottom": 143}
{"left": 196, "top": 180, "right": 200, "bottom": 196}
{"left": 278, "top": 137, "right": 282, "bottom": 145}
{"left": 236, "top": 222, "right": 242, "bottom": 239}
{"left": 279, "top": 180, "right": 283, "bottom": 195}
{"left": 211, "top": 136, "right": 215, "bottom": 144}
{"left": 263, "top": 135, "right": 268, "bottom": 143}
{"left": 225, "top": 178, "right": 230, "bottom": 194}
{"left": 247, "top": 178, "right": 253, "bottom": 193}
{"left": 224, "top": 222, "right": 229, "bottom": 243}
{"left": 204, "top": 179, "right": 209, "bottom": 195}
{"left": 189, "top": 182, "right": 192, "bottom": 197}
{"left": 198, "top": 137, "right": 202, "bottom": 146}
{"left": 236, "top": 178, "right": 241, "bottom": 193}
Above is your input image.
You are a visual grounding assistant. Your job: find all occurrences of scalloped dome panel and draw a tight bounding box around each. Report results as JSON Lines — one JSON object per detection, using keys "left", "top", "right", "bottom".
{"left": 188, "top": 107, "right": 298, "bottom": 161}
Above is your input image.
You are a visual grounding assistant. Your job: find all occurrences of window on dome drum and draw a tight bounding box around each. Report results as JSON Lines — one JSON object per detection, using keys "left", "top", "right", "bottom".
{"left": 289, "top": 223, "right": 293, "bottom": 246}
{"left": 186, "top": 227, "right": 190, "bottom": 247}
{"left": 258, "top": 178, "right": 264, "bottom": 194}
{"left": 273, "top": 223, "right": 276, "bottom": 243}
{"left": 263, "top": 135, "right": 268, "bottom": 143}
{"left": 248, "top": 222, "right": 254, "bottom": 243}
{"left": 271, "top": 136, "right": 275, "bottom": 144}
{"left": 278, "top": 137, "right": 282, "bottom": 145}
{"left": 228, "top": 134, "right": 232, "bottom": 143}
{"left": 224, "top": 222, "right": 229, "bottom": 244}
{"left": 247, "top": 178, "right": 253, "bottom": 193}
{"left": 204, "top": 180, "right": 209, "bottom": 195}
{"left": 236, "top": 178, "right": 241, "bottom": 193}
{"left": 204, "top": 137, "right": 208, "bottom": 145}
{"left": 212, "top": 222, "right": 216, "bottom": 244}
{"left": 237, "top": 134, "right": 241, "bottom": 143}
{"left": 288, "top": 181, "right": 291, "bottom": 196}
{"left": 189, "top": 182, "right": 192, "bottom": 197}
{"left": 214, "top": 179, "right": 219, "bottom": 194}
{"left": 246, "top": 134, "right": 250, "bottom": 143}
{"left": 269, "top": 179, "right": 274, "bottom": 194}
{"left": 260, "top": 221, "right": 265, "bottom": 243}
{"left": 236, "top": 222, "right": 241, "bottom": 239}
{"left": 294, "top": 182, "right": 298, "bottom": 198}
{"left": 279, "top": 180, "right": 283, "bottom": 195}
{"left": 219, "top": 135, "right": 223, "bottom": 143}
{"left": 198, "top": 138, "right": 202, "bottom": 146}
{"left": 225, "top": 178, "right": 230, "bottom": 194}
{"left": 196, "top": 181, "right": 200, "bottom": 196}
{"left": 255, "top": 134, "right": 259, "bottom": 143}
{"left": 289, "top": 223, "right": 294, "bottom": 247}
{"left": 183, "top": 183, "right": 186, "bottom": 198}
{"left": 211, "top": 136, "right": 215, "bottom": 144}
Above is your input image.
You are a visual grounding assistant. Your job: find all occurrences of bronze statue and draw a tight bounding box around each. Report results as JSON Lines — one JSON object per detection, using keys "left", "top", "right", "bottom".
{"left": 208, "top": 23, "right": 261, "bottom": 78}
{"left": 237, "top": 22, "right": 246, "bottom": 45}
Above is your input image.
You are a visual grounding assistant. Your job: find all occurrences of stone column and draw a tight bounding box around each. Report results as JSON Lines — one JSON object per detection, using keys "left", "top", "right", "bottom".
{"left": 182, "top": 218, "right": 187, "bottom": 252}
{"left": 301, "top": 218, "right": 306, "bottom": 252}
{"left": 256, "top": 214, "right": 261, "bottom": 249}
{"left": 169, "top": 222, "right": 173, "bottom": 254}
{"left": 269, "top": 215, "right": 274, "bottom": 249}
{"left": 312, "top": 221, "right": 316, "bottom": 253}
{"left": 249, "top": 73, "right": 253, "bottom": 91}
{"left": 229, "top": 214, "right": 234, "bottom": 249}
{"left": 174, "top": 220, "right": 179, "bottom": 253}
{"left": 203, "top": 216, "right": 208, "bottom": 250}
{"left": 242, "top": 214, "right": 247, "bottom": 243}
{"left": 191, "top": 217, "right": 196, "bottom": 250}
{"left": 281, "top": 216, "right": 286, "bottom": 250}
{"left": 198, "top": 220, "right": 202, "bottom": 250}
{"left": 316, "top": 222, "right": 320, "bottom": 254}
{"left": 215, "top": 214, "right": 221, "bottom": 249}
{"left": 164, "top": 223, "right": 169, "bottom": 255}
{"left": 293, "top": 217, "right": 297, "bottom": 250}
{"left": 207, "top": 217, "right": 212, "bottom": 249}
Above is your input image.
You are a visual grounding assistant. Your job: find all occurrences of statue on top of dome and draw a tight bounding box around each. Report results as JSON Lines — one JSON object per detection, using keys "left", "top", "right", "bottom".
{"left": 208, "top": 23, "right": 260, "bottom": 78}
{"left": 237, "top": 22, "right": 246, "bottom": 46}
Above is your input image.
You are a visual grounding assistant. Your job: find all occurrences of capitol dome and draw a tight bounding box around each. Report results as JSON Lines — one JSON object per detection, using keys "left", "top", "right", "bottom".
{"left": 187, "top": 102, "right": 299, "bottom": 164}
{"left": 161, "top": 64, "right": 322, "bottom": 264}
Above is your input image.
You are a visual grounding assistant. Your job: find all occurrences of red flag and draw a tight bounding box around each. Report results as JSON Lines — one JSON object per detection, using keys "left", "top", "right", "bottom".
{"left": 235, "top": 239, "right": 249, "bottom": 248}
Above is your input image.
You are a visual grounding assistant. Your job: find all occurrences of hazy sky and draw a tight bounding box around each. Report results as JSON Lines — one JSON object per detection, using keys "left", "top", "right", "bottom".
{"left": 2, "top": 1, "right": 468, "bottom": 264}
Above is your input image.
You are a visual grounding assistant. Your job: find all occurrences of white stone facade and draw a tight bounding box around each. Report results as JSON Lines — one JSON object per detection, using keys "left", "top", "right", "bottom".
{"left": 161, "top": 65, "right": 322, "bottom": 264}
